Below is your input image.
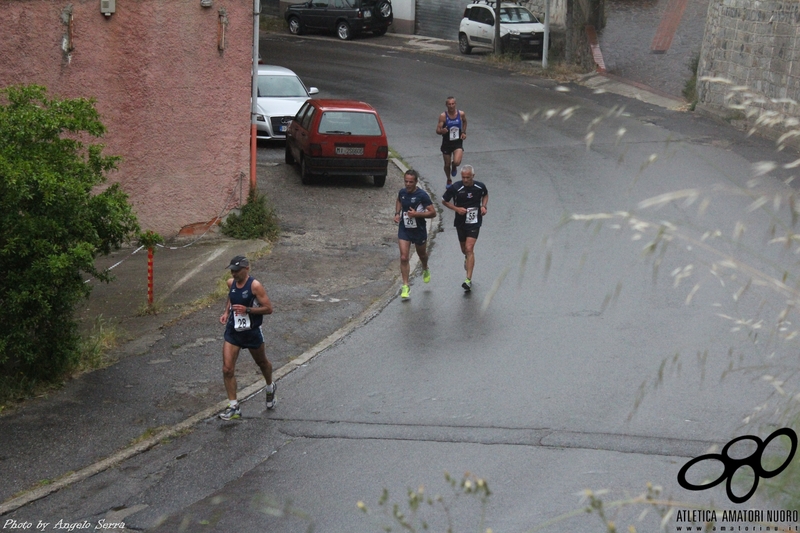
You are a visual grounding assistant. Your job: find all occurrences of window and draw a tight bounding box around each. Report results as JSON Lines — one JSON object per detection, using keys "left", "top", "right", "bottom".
{"left": 500, "top": 7, "right": 538, "bottom": 23}
{"left": 318, "top": 111, "right": 382, "bottom": 136}
{"left": 258, "top": 75, "right": 308, "bottom": 98}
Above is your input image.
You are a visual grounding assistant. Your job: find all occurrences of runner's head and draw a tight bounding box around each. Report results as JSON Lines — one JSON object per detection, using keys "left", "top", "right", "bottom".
{"left": 461, "top": 165, "right": 475, "bottom": 186}
{"left": 404, "top": 169, "right": 420, "bottom": 192}
{"left": 226, "top": 255, "right": 250, "bottom": 279}
{"left": 445, "top": 96, "right": 456, "bottom": 113}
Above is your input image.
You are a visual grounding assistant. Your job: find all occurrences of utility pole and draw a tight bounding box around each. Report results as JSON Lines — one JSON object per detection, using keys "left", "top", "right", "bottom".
{"left": 542, "top": 0, "right": 550, "bottom": 68}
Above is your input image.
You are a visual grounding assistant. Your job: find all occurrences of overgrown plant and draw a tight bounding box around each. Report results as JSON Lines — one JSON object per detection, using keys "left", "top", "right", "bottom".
{"left": 0, "top": 84, "right": 139, "bottom": 397}
{"left": 682, "top": 53, "right": 699, "bottom": 110}
{"left": 502, "top": 79, "right": 800, "bottom": 520}
{"left": 358, "top": 472, "right": 492, "bottom": 533}
{"left": 221, "top": 190, "right": 280, "bottom": 240}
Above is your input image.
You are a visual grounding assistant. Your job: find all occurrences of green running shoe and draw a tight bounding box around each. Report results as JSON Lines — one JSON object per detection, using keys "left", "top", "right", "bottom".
{"left": 462, "top": 278, "right": 472, "bottom": 292}
{"left": 400, "top": 284, "right": 410, "bottom": 300}
{"left": 422, "top": 269, "right": 431, "bottom": 283}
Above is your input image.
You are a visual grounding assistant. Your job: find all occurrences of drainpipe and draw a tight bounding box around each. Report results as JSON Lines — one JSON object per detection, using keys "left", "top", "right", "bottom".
{"left": 250, "top": 0, "right": 260, "bottom": 193}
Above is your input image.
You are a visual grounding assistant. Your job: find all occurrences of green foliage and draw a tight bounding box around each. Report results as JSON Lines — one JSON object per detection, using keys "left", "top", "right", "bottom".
{"left": 682, "top": 53, "right": 699, "bottom": 110}
{"left": 220, "top": 190, "right": 280, "bottom": 240}
{"left": 0, "top": 84, "right": 139, "bottom": 387}
{"left": 138, "top": 229, "right": 164, "bottom": 250}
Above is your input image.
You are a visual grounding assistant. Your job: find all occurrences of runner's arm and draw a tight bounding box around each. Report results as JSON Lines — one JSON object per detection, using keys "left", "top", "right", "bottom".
{"left": 436, "top": 113, "right": 447, "bottom": 135}
{"left": 219, "top": 279, "right": 234, "bottom": 324}
{"left": 249, "top": 280, "right": 274, "bottom": 315}
{"left": 394, "top": 197, "right": 402, "bottom": 223}
{"left": 460, "top": 111, "right": 467, "bottom": 140}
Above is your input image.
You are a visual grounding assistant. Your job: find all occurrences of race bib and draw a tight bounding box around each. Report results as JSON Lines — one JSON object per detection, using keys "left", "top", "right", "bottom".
{"left": 449, "top": 126, "right": 460, "bottom": 141}
{"left": 233, "top": 310, "right": 251, "bottom": 332}
{"left": 465, "top": 207, "right": 479, "bottom": 224}
{"left": 402, "top": 211, "right": 417, "bottom": 229}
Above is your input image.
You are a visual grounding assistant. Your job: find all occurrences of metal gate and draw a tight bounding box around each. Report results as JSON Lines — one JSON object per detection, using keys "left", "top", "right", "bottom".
{"left": 414, "top": 0, "right": 471, "bottom": 40}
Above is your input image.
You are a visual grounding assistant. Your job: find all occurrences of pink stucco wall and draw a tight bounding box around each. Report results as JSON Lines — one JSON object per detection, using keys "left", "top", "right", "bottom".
{"left": 0, "top": 0, "right": 253, "bottom": 236}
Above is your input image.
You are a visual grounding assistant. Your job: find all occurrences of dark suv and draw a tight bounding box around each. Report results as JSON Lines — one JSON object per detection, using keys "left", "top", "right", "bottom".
{"left": 285, "top": 0, "right": 392, "bottom": 40}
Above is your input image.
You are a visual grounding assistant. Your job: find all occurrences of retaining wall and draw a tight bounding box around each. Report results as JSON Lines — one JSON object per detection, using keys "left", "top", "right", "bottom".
{"left": 697, "top": 0, "right": 800, "bottom": 145}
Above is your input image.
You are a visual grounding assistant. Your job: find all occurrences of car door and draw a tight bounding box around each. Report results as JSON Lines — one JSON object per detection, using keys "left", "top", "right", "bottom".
{"left": 288, "top": 102, "right": 315, "bottom": 161}
{"left": 476, "top": 6, "right": 495, "bottom": 47}
{"left": 303, "top": 0, "right": 330, "bottom": 30}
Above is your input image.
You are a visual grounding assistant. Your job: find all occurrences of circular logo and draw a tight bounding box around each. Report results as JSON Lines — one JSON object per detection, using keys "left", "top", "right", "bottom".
{"left": 677, "top": 428, "right": 797, "bottom": 504}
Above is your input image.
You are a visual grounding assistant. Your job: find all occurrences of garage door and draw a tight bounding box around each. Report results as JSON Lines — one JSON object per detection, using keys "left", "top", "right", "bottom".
{"left": 415, "top": 0, "right": 471, "bottom": 40}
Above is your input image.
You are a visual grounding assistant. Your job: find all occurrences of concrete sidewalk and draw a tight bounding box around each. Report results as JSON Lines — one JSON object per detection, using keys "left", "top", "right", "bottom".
{"left": 0, "top": 159, "right": 415, "bottom": 514}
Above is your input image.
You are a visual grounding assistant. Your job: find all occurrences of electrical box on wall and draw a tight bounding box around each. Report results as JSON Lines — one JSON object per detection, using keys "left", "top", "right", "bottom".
{"left": 100, "top": 0, "right": 116, "bottom": 16}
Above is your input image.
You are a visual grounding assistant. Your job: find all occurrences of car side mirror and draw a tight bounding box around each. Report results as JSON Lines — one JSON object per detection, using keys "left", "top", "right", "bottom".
{"left": 309, "top": 87, "right": 319, "bottom": 95}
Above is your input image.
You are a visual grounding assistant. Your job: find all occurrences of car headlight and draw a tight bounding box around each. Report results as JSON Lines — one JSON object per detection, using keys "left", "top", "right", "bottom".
{"left": 507, "top": 29, "right": 519, "bottom": 35}
{"left": 256, "top": 114, "right": 266, "bottom": 122}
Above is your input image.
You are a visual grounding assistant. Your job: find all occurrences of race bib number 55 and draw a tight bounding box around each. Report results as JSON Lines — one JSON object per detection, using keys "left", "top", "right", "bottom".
{"left": 465, "top": 207, "right": 479, "bottom": 224}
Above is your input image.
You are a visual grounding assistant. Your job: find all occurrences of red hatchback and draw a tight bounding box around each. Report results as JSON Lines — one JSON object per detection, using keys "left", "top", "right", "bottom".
{"left": 285, "top": 99, "right": 389, "bottom": 187}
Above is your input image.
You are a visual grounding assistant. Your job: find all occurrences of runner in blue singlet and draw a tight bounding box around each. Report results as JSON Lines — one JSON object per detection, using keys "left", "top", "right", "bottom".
{"left": 394, "top": 169, "right": 436, "bottom": 300}
{"left": 436, "top": 96, "right": 468, "bottom": 189}
{"left": 217, "top": 255, "right": 277, "bottom": 420}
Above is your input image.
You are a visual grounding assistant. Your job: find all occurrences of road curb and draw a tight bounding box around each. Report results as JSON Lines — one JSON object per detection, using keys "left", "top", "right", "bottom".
{"left": 0, "top": 158, "right": 433, "bottom": 517}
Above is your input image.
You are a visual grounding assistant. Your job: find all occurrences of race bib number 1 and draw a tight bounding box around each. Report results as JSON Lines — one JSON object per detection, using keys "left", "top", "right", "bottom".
{"left": 449, "top": 126, "right": 460, "bottom": 141}
{"left": 233, "top": 310, "right": 251, "bottom": 332}
{"left": 465, "top": 207, "right": 479, "bottom": 224}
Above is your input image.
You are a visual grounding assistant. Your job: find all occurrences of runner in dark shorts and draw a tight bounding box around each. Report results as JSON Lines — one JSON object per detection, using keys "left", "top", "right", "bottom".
{"left": 441, "top": 165, "right": 488, "bottom": 292}
{"left": 394, "top": 169, "right": 436, "bottom": 300}
{"left": 436, "top": 96, "right": 467, "bottom": 189}
{"left": 217, "top": 255, "right": 276, "bottom": 420}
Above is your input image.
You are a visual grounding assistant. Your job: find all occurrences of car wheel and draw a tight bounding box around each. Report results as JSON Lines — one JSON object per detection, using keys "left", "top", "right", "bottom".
{"left": 458, "top": 33, "right": 472, "bottom": 54}
{"left": 373, "top": 174, "right": 386, "bottom": 188}
{"left": 375, "top": 0, "right": 392, "bottom": 20}
{"left": 288, "top": 16, "right": 303, "bottom": 35}
{"left": 285, "top": 143, "right": 295, "bottom": 165}
{"left": 336, "top": 21, "right": 352, "bottom": 40}
{"left": 300, "top": 156, "right": 313, "bottom": 185}
{"left": 373, "top": 26, "right": 387, "bottom": 37}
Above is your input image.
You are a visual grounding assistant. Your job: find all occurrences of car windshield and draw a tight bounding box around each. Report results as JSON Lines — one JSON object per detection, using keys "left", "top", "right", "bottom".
{"left": 258, "top": 75, "right": 308, "bottom": 98}
{"left": 499, "top": 7, "right": 538, "bottom": 23}
{"left": 318, "top": 111, "right": 382, "bottom": 135}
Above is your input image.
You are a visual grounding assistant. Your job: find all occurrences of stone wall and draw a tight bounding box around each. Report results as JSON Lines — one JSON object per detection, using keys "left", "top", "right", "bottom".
{"left": 697, "top": 0, "right": 800, "bottom": 145}
{"left": 0, "top": 0, "right": 253, "bottom": 236}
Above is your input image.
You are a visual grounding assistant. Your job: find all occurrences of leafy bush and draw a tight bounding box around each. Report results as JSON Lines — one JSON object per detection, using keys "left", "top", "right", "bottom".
{"left": 221, "top": 190, "right": 280, "bottom": 240}
{"left": 0, "top": 85, "right": 139, "bottom": 390}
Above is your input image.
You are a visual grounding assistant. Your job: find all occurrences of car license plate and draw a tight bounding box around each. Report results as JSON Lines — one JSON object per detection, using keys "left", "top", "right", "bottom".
{"left": 364, "top": 9, "right": 371, "bottom": 18}
{"left": 279, "top": 125, "right": 287, "bottom": 132}
{"left": 336, "top": 147, "right": 364, "bottom": 155}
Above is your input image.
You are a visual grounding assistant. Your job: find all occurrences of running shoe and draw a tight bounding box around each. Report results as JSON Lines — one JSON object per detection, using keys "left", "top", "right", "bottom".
{"left": 266, "top": 382, "right": 277, "bottom": 410}
{"left": 423, "top": 269, "right": 431, "bottom": 283}
{"left": 446, "top": 179, "right": 452, "bottom": 189}
{"left": 451, "top": 166, "right": 458, "bottom": 177}
{"left": 219, "top": 404, "right": 241, "bottom": 420}
{"left": 400, "top": 284, "right": 411, "bottom": 300}
{"left": 462, "top": 278, "right": 472, "bottom": 291}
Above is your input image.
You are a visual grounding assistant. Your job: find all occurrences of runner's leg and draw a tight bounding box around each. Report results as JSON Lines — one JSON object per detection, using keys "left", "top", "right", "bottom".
{"left": 222, "top": 342, "right": 241, "bottom": 401}
{"left": 398, "top": 238, "right": 412, "bottom": 285}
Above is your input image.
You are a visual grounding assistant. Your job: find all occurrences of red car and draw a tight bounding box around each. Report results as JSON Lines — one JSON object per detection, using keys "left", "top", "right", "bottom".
{"left": 285, "top": 99, "right": 389, "bottom": 187}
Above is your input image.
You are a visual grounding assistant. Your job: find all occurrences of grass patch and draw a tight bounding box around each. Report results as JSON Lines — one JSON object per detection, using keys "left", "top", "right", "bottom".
{"left": 130, "top": 425, "right": 169, "bottom": 446}
{"left": 682, "top": 53, "right": 699, "bottom": 110}
{"left": 76, "top": 315, "right": 124, "bottom": 372}
{"left": 136, "top": 299, "right": 165, "bottom": 317}
{"left": 0, "top": 317, "right": 124, "bottom": 413}
{"left": 260, "top": 14, "right": 286, "bottom": 33}
{"left": 221, "top": 190, "right": 280, "bottom": 240}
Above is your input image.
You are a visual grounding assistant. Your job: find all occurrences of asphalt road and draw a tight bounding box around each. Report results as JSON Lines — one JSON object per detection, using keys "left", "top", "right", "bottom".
{"left": 7, "top": 33, "right": 800, "bottom": 532}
